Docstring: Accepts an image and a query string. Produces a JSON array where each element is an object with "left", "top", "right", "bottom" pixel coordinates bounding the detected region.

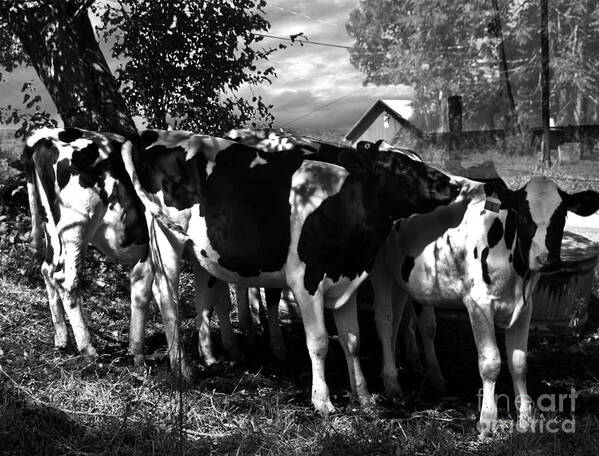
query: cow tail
[
  {"left": 22, "top": 144, "right": 44, "bottom": 253},
  {"left": 121, "top": 139, "right": 160, "bottom": 217}
]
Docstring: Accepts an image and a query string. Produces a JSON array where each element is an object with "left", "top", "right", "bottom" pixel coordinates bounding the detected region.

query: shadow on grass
[{"left": 1, "top": 379, "right": 305, "bottom": 456}]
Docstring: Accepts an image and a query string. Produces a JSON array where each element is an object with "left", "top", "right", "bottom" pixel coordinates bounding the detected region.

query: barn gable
[{"left": 345, "top": 99, "right": 425, "bottom": 146}]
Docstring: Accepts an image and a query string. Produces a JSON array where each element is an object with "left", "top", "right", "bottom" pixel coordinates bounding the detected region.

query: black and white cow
[
  {"left": 371, "top": 174, "right": 599, "bottom": 435},
  {"left": 23, "top": 128, "right": 153, "bottom": 364},
  {"left": 197, "top": 128, "right": 379, "bottom": 365},
  {"left": 25, "top": 127, "right": 288, "bottom": 371},
  {"left": 198, "top": 129, "right": 429, "bottom": 366},
  {"left": 121, "top": 129, "right": 473, "bottom": 412},
  {"left": 195, "top": 128, "right": 323, "bottom": 365}
]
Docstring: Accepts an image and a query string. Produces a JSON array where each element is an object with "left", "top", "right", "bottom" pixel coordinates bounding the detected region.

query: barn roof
[{"left": 345, "top": 99, "right": 425, "bottom": 143}]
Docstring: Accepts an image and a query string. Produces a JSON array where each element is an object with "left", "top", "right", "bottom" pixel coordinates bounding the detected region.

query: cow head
[
  {"left": 340, "top": 141, "right": 461, "bottom": 218},
  {"left": 493, "top": 176, "right": 599, "bottom": 273}
]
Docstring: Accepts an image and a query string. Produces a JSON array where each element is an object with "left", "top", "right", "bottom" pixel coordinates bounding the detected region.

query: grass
[{"left": 419, "top": 143, "right": 599, "bottom": 193}]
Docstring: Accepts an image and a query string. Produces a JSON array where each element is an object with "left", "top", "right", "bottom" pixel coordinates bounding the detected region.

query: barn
[{"left": 344, "top": 99, "right": 425, "bottom": 147}]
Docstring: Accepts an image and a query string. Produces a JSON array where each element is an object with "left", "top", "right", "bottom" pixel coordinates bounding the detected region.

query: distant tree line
[{"left": 347, "top": 0, "right": 599, "bottom": 132}]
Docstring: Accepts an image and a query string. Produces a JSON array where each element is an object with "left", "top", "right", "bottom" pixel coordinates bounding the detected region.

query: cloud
[
  {"left": 252, "top": 0, "right": 416, "bottom": 130},
  {"left": 260, "top": 83, "right": 414, "bottom": 130}
]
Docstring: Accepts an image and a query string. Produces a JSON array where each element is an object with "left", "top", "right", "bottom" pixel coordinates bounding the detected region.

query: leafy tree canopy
[
  {"left": 99, "top": 0, "right": 276, "bottom": 133},
  {"left": 0, "top": 0, "right": 276, "bottom": 137},
  {"left": 347, "top": 0, "right": 599, "bottom": 131}
]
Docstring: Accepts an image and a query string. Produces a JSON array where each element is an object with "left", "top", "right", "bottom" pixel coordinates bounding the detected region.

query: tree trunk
[
  {"left": 438, "top": 89, "right": 447, "bottom": 132},
  {"left": 574, "top": 91, "right": 586, "bottom": 126},
  {"left": 3, "top": 2, "right": 136, "bottom": 135},
  {"left": 445, "top": 95, "right": 462, "bottom": 171},
  {"left": 490, "top": 0, "right": 520, "bottom": 135},
  {"left": 574, "top": 27, "right": 586, "bottom": 127}
]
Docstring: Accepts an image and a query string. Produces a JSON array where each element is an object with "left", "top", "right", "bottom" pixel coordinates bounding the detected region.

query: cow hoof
[
  {"left": 244, "top": 332, "right": 258, "bottom": 348},
  {"left": 430, "top": 376, "right": 447, "bottom": 394},
  {"left": 54, "top": 333, "right": 68, "bottom": 350},
  {"left": 313, "top": 397, "right": 335, "bottom": 415},
  {"left": 132, "top": 353, "right": 146, "bottom": 367},
  {"left": 425, "top": 365, "right": 447, "bottom": 393},
  {"left": 382, "top": 379, "right": 403, "bottom": 401},
  {"left": 170, "top": 356, "right": 195, "bottom": 383},
  {"left": 477, "top": 420, "right": 496, "bottom": 440},
  {"left": 516, "top": 416, "right": 534, "bottom": 433},
  {"left": 175, "top": 364, "right": 195, "bottom": 384},
  {"left": 359, "top": 394, "right": 377, "bottom": 411},
  {"left": 272, "top": 345, "right": 288, "bottom": 363},
  {"left": 406, "top": 357, "right": 425, "bottom": 376},
  {"left": 228, "top": 349, "right": 247, "bottom": 365},
  {"left": 80, "top": 345, "right": 98, "bottom": 360},
  {"left": 386, "top": 389, "right": 404, "bottom": 404},
  {"left": 202, "top": 355, "right": 219, "bottom": 367}
]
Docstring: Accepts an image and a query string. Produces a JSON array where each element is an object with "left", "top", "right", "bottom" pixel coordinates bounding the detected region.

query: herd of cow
[{"left": 21, "top": 126, "right": 599, "bottom": 437}]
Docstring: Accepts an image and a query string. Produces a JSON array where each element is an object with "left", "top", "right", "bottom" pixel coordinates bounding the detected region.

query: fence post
[{"left": 445, "top": 95, "right": 463, "bottom": 171}]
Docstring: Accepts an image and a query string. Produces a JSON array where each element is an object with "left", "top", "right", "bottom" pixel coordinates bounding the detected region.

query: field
[{"left": 2, "top": 135, "right": 599, "bottom": 455}]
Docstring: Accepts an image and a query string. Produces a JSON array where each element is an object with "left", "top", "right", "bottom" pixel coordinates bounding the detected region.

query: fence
[{"left": 426, "top": 96, "right": 599, "bottom": 159}]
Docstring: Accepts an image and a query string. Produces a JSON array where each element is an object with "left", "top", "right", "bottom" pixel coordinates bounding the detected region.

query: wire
[
  {"left": 280, "top": 86, "right": 368, "bottom": 127},
  {"left": 254, "top": 32, "right": 354, "bottom": 50},
  {"left": 253, "top": 32, "right": 474, "bottom": 57}
]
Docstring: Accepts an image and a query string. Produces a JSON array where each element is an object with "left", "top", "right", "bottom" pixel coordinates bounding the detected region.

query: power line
[
  {"left": 254, "top": 32, "right": 499, "bottom": 58},
  {"left": 281, "top": 86, "right": 367, "bottom": 127},
  {"left": 254, "top": 32, "right": 354, "bottom": 50}
]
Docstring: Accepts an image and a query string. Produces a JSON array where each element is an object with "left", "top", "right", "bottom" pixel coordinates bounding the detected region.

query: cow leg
[
  {"left": 254, "top": 288, "right": 270, "bottom": 333},
  {"left": 41, "top": 260, "right": 68, "bottom": 350},
  {"left": 293, "top": 286, "right": 334, "bottom": 414},
  {"left": 149, "top": 222, "right": 191, "bottom": 381},
  {"left": 193, "top": 267, "right": 218, "bottom": 365},
  {"left": 213, "top": 282, "right": 245, "bottom": 363},
  {"left": 464, "top": 295, "right": 500, "bottom": 438},
  {"left": 505, "top": 300, "right": 533, "bottom": 431},
  {"left": 248, "top": 287, "right": 267, "bottom": 332},
  {"left": 235, "top": 285, "right": 258, "bottom": 347},
  {"left": 128, "top": 258, "right": 154, "bottom": 366},
  {"left": 371, "top": 254, "right": 403, "bottom": 398},
  {"left": 400, "top": 299, "right": 425, "bottom": 375},
  {"left": 55, "top": 233, "right": 97, "bottom": 359},
  {"left": 332, "top": 291, "right": 372, "bottom": 408},
  {"left": 265, "top": 288, "right": 287, "bottom": 362},
  {"left": 417, "top": 305, "right": 446, "bottom": 392}
]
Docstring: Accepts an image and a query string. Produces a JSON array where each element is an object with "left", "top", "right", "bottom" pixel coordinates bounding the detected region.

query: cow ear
[
  {"left": 339, "top": 141, "right": 377, "bottom": 176},
  {"left": 484, "top": 182, "right": 517, "bottom": 208},
  {"left": 562, "top": 190, "right": 599, "bottom": 216}
]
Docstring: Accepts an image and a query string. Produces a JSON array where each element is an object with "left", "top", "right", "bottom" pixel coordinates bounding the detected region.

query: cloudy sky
[
  {"left": 1, "top": 0, "right": 413, "bottom": 133},
  {"left": 249, "top": 0, "right": 413, "bottom": 130}
]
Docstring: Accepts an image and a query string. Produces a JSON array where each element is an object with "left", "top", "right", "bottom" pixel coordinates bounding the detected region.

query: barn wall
[{"left": 352, "top": 111, "right": 401, "bottom": 145}]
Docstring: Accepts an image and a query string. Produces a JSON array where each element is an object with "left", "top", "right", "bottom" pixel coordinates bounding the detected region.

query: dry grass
[{"left": 419, "top": 144, "right": 599, "bottom": 193}]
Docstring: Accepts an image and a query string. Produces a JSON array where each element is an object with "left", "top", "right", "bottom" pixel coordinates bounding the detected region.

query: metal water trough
[
  {"left": 530, "top": 231, "right": 599, "bottom": 331},
  {"left": 436, "top": 231, "right": 599, "bottom": 332}
]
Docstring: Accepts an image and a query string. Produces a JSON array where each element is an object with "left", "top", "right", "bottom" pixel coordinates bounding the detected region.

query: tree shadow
[{"left": 0, "top": 379, "right": 272, "bottom": 456}]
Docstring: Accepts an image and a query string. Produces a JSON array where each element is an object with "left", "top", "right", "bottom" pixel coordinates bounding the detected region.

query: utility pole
[
  {"left": 445, "top": 95, "right": 463, "bottom": 172},
  {"left": 540, "top": 0, "right": 551, "bottom": 166}
]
